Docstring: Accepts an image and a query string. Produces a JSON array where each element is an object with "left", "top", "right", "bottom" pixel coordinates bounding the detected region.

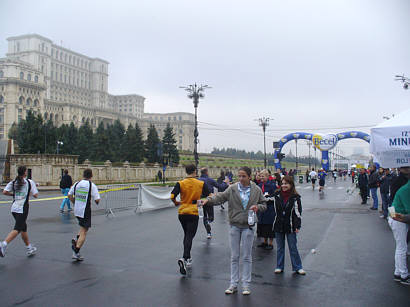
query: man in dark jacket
[
  {"left": 358, "top": 168, "right": 369, "bottom": 205},
  {"left": 368, "top": 165, "right": 380, "bottom": 210},
  {"left": 198, "top": 168, "right": 229, "bottom": 239},
  {"left": 59, "top": 169, "right": 73, "bottom": 212},
  {"left": 379, "top": 168, "right": 393, "bottom": 218}
]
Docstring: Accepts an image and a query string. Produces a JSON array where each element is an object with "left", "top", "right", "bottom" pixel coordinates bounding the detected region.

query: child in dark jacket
[{"left": 272, "top": 175, "right": 305, "bottom": 275}]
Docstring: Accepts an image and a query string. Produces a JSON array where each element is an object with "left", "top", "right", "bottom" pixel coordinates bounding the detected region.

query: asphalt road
[{"left": 0, "top": 179, "right": 408, "bottom": 307}]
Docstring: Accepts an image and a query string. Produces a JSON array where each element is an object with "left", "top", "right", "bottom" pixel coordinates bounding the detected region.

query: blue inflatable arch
[{"left": 273, "top": 131, "right": 370, "bottom": 171}]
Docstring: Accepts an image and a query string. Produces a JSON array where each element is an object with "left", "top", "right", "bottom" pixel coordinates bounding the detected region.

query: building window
[
  {"left": 34, "top": 75, "right": 38, "bottom": 83},
  {"left": 0, "top": 70, "right": 3, "bottom": 78},
  {"left": 20, "top": 72, "right": 24, "bottom": 80},
  {"left": 19, "top": 96, "right": 24, "bottom": 104},
  {"left": 34, "top": 99, "right": 39, "bottom": 107},
  {"left": 27, "top": 74, "right": 31, "bottom": 81},
  {"left": 0, "top": 96, "right": 3, "bottom": 103},
  {"left": 179, "top": 116, "right": 182, "bottom": 120},
  {"left": 26, "top": 98, "right": 31, "bottom": 106}
]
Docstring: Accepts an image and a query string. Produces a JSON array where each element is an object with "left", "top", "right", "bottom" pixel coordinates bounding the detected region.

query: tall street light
[
  {"left": 257, "top": 117, "right": 272, "bottom": 169},
  {"left": 180, "top": 83, "right": 211, "bottom": 168}
]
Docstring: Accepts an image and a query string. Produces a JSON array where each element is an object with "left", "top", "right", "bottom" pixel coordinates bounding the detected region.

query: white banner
[{"left": 139, "top": 185, "right": 175, "bottom": 211}]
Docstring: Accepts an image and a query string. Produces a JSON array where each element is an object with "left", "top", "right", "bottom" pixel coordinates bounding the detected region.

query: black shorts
[
  {"left": 311, "top": 179, "right": 316, "bottom": 184},
  {"left": 77, "top": 216, "right": 91, "bottom": 229},
  {"left": 319, "top": 179, "right": 325, "bottom": 187},
  {"left": 12, "top": 212, "right": 28, "bottom": 232}
]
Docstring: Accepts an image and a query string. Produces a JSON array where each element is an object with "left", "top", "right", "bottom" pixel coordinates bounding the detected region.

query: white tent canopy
[{"left": 370, "top": 108, "right": 410, "bottom": 168}]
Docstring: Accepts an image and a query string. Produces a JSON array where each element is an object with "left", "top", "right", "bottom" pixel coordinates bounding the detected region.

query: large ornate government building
[{"left": 0, "top": 34, "right": 194, "bottom": 151}]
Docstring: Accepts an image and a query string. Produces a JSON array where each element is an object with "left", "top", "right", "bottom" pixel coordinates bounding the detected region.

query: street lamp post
[
  {"left": 308, "top": 140, "right": 311, "bottom": 169},
  {"left": 258, "top": 117, "right": 271, "bottom": 169},
  {"left": 56, "top": 141, "right": 63, "bottom": 154},
  {"left": 180, "top": 83, "right": 211, "bottom": 168},
  {"left": 295, "top": 139, "right": 298, "bottom": 173}
]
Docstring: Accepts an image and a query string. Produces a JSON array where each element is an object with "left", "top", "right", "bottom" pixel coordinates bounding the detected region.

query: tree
[
  {"left": 44, "top": 119, "right": 58, "bottom": 154},
  {"left": 16, "top": 111, "right": 44, "bottom": 153},
  {"left": 8, "top": 122, "right": 18, "bottom": 140},
  {"left": 145, "top": 124, "right": 160, "bottom": 163},
  {"left": 133, "top": 122, "right": 145, "bottom": 163},
  {"left": 162, "top": 123, "right": 179, "bottom": 166},
  {"left": 110, "top": 119, "right": 125, "bottom": 161},
  {"left": 63, "top": 122, "right": 79, "bottom": 155},
  {"left": 93, "top": 122, "right": 111, "bottom": 161},
  {"left": 77, "top": 120, "right": 94, "bottom": 163}
]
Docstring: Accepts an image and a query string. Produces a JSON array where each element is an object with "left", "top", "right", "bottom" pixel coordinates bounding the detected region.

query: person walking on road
[
  {"left": 68, "top": 169, "right": 101, "bottom": 261},
  {"left": 358, "top": 168, "right": 369, "bottom": 205},
  {"left": 272, "top": 175, "right": 305, "bottom": 275},
  {"left": 170, "top": 164, "right": 210, "bottom": 275},
  {"left": 388, "top": 176, "right": 410, "bottom": 285},
  {"left": 198, "top": 168, "right": 229, "bottom": 239},
  {"left": 59, "top": 169, "right": 73, "bottom": 213},
  {"left": 203, "top": 166, "right": 267, "bottom": 295},
  {"left": 0, "top": 166, "right": 39, "bottom": 258},
  {"left": 309, "top": 168, "right": 317, "bottom": 190},
  {"left": 368, "top": 165, "right": 380, "bottom": 210},
  {"left": 217, "top": 171, "right": 229, "bottom": 210},
  {"left": 318, "top": 169, "right": 327, "bottom": 193},
  {"left": 256, "top": 170, "right": 276, "bottom": 250}
]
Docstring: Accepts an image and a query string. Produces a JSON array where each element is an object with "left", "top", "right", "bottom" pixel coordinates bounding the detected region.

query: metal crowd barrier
[{"left": 103, "top": 183, "right": 142, "bottom": 217}]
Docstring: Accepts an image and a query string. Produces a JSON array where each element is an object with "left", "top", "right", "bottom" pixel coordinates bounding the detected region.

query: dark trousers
[
  {"left": 359, "top": 186, "right": 368, "bottom": 204},
  {"left": 203, "top": 205, "right": 214, "bottom": 232},
  {"left": 178, "top": 214, "right": 199, "bottom": 260}
]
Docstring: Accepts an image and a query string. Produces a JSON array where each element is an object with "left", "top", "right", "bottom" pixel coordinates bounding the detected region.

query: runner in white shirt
[
  {"left": 309, "top": 168, "right": 318, "bottom": 190},
  {"left": 0, "top": 166, "right": 39, "bottom": 258},
  {"left": 68, "top": 168, "right": 100, "bottom": 261}
]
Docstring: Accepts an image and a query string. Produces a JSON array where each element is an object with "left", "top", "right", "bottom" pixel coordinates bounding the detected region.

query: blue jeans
[
  {"left": 380, "top": 193, "right": 390, "bottom": 218},
  {"left": 370, "top": 188, "right": 378, "bottom": 209},
  {"left": 230, "top": 226, "right": 254, "bottom": 288},
  {"left": 275, "top": 232, "right": 302, "bottom": 271},
  {"left": 60, "top": 188, "right": 71, "bottom": 210}
]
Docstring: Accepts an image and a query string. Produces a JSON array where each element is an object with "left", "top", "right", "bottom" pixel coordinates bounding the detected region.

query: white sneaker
[
  {"left": 296, "top": 269, "right": 306, "bottom": 275},
  {"left": 0, "top": 242, "right": 6, "bottom": 257},
  {"left": 186, "top": 258, "right": 193, "bottom": 267},
  {"left": 207, "top": 233, "right": 212, "bottom": 239},
  {"left": 72, "top": 252, "right": 84, "bottom": 261},
  {"left": 242, "top": 287, "right": 251, "bottom": 295},
  {"left": 274, "top": 268, "right": 283, "bottom": 274},
  {"left": 27, "top": 246, "right": 37, "bottom": 256},
  {"left": 178, "top": 258, "right": 187, "bottom": 275},
  {"left": 224, "top": 286, "right": 237, "bottom": 294}
]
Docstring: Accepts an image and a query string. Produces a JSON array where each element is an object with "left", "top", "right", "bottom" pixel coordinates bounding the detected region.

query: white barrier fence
[{"left": 103, "top": 184, "right": 174, "bottom": 217}]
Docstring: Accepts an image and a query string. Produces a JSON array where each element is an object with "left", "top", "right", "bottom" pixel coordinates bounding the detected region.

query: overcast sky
[{"left": 1, "top": 0, "right": 409, "bottom": 157}]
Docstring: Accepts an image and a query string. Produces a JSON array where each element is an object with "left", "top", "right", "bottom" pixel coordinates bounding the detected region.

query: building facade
[{"left": 0, "top": 34, "right": 194, "bottom": 151}]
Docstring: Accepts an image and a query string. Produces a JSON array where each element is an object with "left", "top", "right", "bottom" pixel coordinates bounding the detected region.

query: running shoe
[
  {"left": 207, "top": 233, "right": 212, "bottom": 239},
  {"left": 186, "top": 258, "right": 192, "bottom": 267},
  {"left": 257, "top": 242, "right": 267, "bottom": 248},
  {"left": 224, "top": 286, "right": 237, "bottom": 294},
  {"left": 178, "top": 258, "right": 187, "bottom": 275},
  {"left": 264, "top": 245, "right": 274, "bottom": 250},
  {"left": 274, "top": 268, "right": 283, "bottom": 274},
  {"left": 0, "top": 241, "right": 6, "bottom": 257},
  {"left": 27, "top": 246, "right": 37, "bottom": 256},
  {"left": 295, "top": 269, "right": 306, "bottom": 275},
  {"left": 72, "top": 252, "right": 84, "bottom": 261},
  {"left": 394, "top": 274, "right": 401, "bottom": 281},
  {"left": 71, "top": 238, "right": 77, "bottom": 252},
  {"left": 242, "top": 287, "right": 251, "bottom": 295},
  {"left": 400, "top": 276, "right": 410, "bottom": 285}
]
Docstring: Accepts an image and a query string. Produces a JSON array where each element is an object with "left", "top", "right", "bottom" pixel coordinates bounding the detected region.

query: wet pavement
[{"left": 0, "top": 179, "right": 408, "bottom": 306}]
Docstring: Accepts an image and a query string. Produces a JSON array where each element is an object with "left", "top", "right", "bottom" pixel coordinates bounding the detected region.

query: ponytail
[{"left": 14, "top": 166, "right": 27, "bottom": 191}]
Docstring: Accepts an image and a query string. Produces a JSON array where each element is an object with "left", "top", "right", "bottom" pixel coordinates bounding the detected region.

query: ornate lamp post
[
  {"left": 258, "top": 117, "right": 272, "bottom": 169},
  {"left": 180, "top": 83, "right": 211, "bottom": 168},
  {"left": 56, "top": 141, "right": 63, "bottom": 154}
]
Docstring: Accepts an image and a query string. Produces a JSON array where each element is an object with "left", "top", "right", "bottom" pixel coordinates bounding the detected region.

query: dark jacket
[
  {"left": 273, "top": 192, "right": 302, "bottom": 233},
  {"left": 379, "top": 173, "right": 393, "bottom": 194},
  {"left": 358, "top": 173, "right": 368, "bottom": 188},
  {"left": 257, "top": 181, "right": 277, "bottom": 224},
  {"left": 199, "top": 174, "right": 228, "bottom": 193},
  {"left": 59, "top": 174, "right": 72, "bottom": 189},
  {"left": 368, "top": 171, "right": 380, "bottom": 189},
  {"left": 390, "top": 173, "right": 409, "bottom": 202}
]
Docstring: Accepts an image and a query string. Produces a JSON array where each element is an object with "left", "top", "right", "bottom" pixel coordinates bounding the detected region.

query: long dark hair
[
  {"left": 280, "top": 175, "right": 299, "bottom": 196},
  {"left": 14, "top": 166, "right": 27, "bottom": 191},
  {"left": 217, "top": 171, "right": 225, "bottom": 183}
]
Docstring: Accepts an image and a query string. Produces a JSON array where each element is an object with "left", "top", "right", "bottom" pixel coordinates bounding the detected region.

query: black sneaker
[
  {"left": 257, "top": 243, "right": 267, "bottom": 248},
  {"left": 264, "top": 245, "right": 274, "bottom": 250},
  {"left": 394, "top": 274, "right": 401, "bottom": 281},
  {"left": 71, "top": 239, "right": 77, "bottom": 252},
  {"left": 178, "top": 258, "right": 187, "bottom": 275},
  {"left": 400, "top": 276, "right": 410, "bottom": 285},
  {"left": 369, "top": 207, "right": 377, "bottom": 210}
]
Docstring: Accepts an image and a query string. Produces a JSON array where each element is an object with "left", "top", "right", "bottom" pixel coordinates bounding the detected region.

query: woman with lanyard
[
  {"left": 256, "top": 169, "right": 277, "bottom": 250},
  {"left": 0, "top": 166, "right": 39, "bottom": 258},
  {"left": 203, "top": 166, "right": 266, "bottom": 295},
  {"left": 68, "top": 168, "right": 100, "bottom": 261},
  {"left": 272, "top": 175, "right": 305, "bottom": 275}
]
